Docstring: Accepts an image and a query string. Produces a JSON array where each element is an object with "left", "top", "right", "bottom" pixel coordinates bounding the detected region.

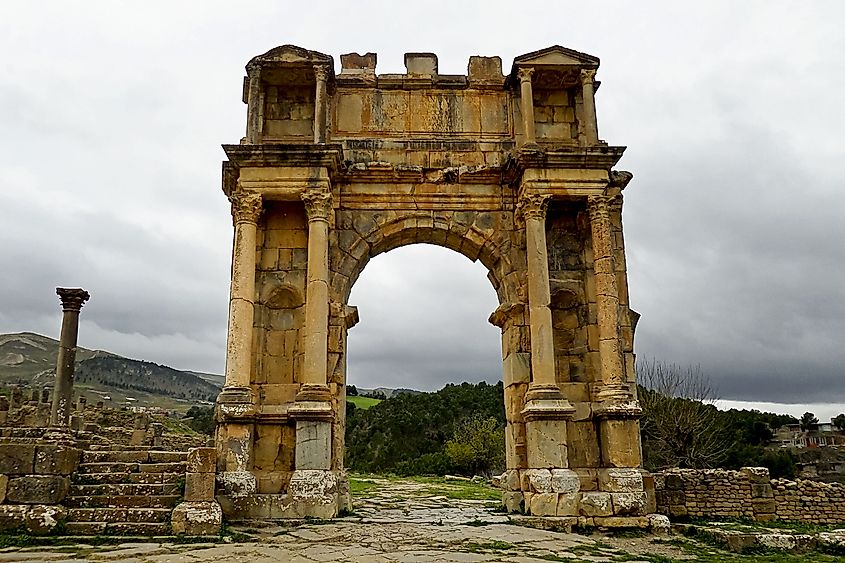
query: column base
[
  {"left": 294, "top": 383, "right": 333, "bottom": 403},
  {"left": 216, "top": 386, "right": 257, "bottom": 419},
  {"left": 217, "top": 470, "right": 348, "bottom": 520},
  {"left": 594, "top": 383, "right": 635, "bottom": 406}
]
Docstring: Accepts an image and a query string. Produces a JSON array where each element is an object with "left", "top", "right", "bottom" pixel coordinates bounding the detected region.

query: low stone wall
[
  {"left": 655, "top": 467, "right": 845, "bottom": 524},
  {"left": 0, "top": 439, "right": 81, "bottom": 533}
]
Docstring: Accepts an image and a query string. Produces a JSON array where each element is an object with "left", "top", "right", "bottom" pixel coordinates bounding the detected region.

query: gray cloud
[{"left": 1, "top": 1, "right": 843, "bottom": 404}]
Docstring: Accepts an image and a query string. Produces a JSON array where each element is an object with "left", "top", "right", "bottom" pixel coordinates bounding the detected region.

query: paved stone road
[{"left": 0, "top": 476, "right": 691, "bottom": 562}]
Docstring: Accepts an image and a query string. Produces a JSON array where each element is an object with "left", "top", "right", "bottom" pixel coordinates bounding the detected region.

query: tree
[
  {"left": 799, "top": 412, "right": 819, "bottom": 432},
  {"left": 347, "top": 385, "right": 358, "bottom": 396},
  {"left": 638, "top": 359, "right": 728, "bottom": 470},
  {"left": 184, "top": 405, "right": 215, "bottom": 435},
  {"left": 833, "top": 414, "right": 845, "bottom": 432},
  {"left": 444, "top": 415, "right": 505, "bottom": 477}
]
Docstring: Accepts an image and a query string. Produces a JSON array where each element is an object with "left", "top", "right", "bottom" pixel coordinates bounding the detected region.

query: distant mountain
[
  {"left": 0, "top": 332, "right": 221, "bottom": 404},
  {"left": 358, "top": 387, "right": 422, "bottom": 398}
]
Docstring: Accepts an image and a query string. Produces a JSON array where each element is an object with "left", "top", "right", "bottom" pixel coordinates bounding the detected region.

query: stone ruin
[
  {"left": 0, "top": 44, "right": 662, "bottom": 537},
  {"left": 214, "top": 44, "right": 649, "bottom": 527},
  {"left": 0, "top": 289, "right": 217, "bottom": 536}
]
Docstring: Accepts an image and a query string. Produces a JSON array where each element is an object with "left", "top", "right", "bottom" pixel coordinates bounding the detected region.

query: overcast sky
[{"left": 1, "top": 2, "right": 843, "bottom": 410}]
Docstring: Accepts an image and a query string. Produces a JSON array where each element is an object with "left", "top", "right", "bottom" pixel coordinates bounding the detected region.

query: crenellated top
[{"left": 237, "top": 44, "right": 613, "bottom": 171}]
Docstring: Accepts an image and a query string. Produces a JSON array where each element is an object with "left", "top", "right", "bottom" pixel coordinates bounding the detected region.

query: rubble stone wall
[{"left": 655, "top": 467, "right": 845, "bottom": 524}]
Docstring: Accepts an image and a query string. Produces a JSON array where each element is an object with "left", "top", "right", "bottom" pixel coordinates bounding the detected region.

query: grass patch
[
  {"left": 346, "top": 396, "right": 381, "bottom": 409},
  {"left": 406, "top": 475, "right": 502, "bottom": 501},
  {"left": 463, "top": 540, "right": 515, "bottom": 553},
  {"left": 348, "top": 476, "right": 381, "bottom": 496}
]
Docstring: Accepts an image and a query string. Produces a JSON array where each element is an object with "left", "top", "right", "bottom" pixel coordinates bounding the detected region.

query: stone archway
[{"left": 214, "top": 44, "right": 650, "bottom": 526}]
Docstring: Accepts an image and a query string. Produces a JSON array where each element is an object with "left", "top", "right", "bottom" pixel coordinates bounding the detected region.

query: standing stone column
[
  {"left": 518, "top": 194, "right": 574, "bottom": 479},
  {"left": 587, "top": 195, "right": 629, "bottom": 403},
  {"left": 51, "top": 288, "right": 89, "bottom": 427},
  {"left": 313, "top": 65, "right": 329, "bottom": 144},
  {"left": 216, "top": 191, "right": 262, "bottom": 490},
  {"left": 517, "top": 67, "right": 537, "bottom": 146},
  {"left": 245, "top": 64, "right": 262, "bottom": 144},
  {"left": 223, "top": 191, "right": 262, "bottom": 393},
  {"left": 588, "top": 194, "right": 644, "bottom": 491},
  {"left": 580, "top": 69, "right": 599, "bottom": 145}
]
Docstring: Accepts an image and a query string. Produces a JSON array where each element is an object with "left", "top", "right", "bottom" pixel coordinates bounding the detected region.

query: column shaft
[
  {"left": 313, "top": 66, "right": 328, "bottom": 144},
  {"left": 580, "top": 69, "right": 598, "bottom": 145},
  {"left": 51, "top": 288, "right": 89, "bottom": 427},
  {"left": 588, "top": 195, "right": 627, "bottom": 395},
  {"left": 522, "top": 201, "right": 556, "bottom": 388},
  {"left": 246, "top": 65, "right": 262, "bottom": 144},
  {"left": 224, "top": 192, "right": 262, "bottom": 389},
  {"left": 518, "top": 67, "right": 536, "bottom": 146},
  {"left": 301, "top": 190, "right": 332, "bottom": 387}
]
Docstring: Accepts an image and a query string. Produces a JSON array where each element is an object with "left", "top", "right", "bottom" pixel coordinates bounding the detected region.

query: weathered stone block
[
  {"left": 6, "top": 476, "right": 70, "bottom": 504},
  {"left": 525, "top": 418, "right": 568, "bottom": 469},
  {"left": 34, "top": 445, "right": 80, "bottom": 475},
  {"left": 556, "top": 492, "right": 580, "bottom": 516},
  {"left": 598, "top": 468, "right": 643, "bottom": 492},
  {"left": 294, "top": 420, "right": 331, "bottom": 470},
  {"left": 598, "top": 419, "right": 642, "bottom": 468},
  {"left": 504, "top": 469, "right": 521, "bottom": 492},
  {"left": 171, "top": 501, "right": 223, "bottom": 536},
  {"left": 185, "top": 472, "right": 216, "bottom": 502},
  {"left": 289, "top": 469, "right": 338, "bottom": 499},
  {"left": 25, "top": 505, "right": 66, "bottom": 535},
  {"left": 0, "top": 474, "right": 7, "bottom": 503},
  {"left": 529, "top": 492, "right": 558, "bottom": 516},
  {"left": 551, "top": 469, "right": 580, "bottom": 493},
  {"left": 217, "top": 471, "right": 257, "bottom": 497},
  {"left": 0, "top": 444, "right": 35, "bottom": 475},
  {"left": 611, "top": 491, "right": 648, "bottom": 516},
  {"left": 502, "top": 491, "right": 524, "bottom": 514},
  {"left": 580, "top": 492, "right": 613, "bottom": 517},
  {"left": 0, "top": 505, "right": 27, "bottom": 531},
  {"left": 524, "top": 469, "right": 552, "bottom": 493},
  {"left": 187, "top": 448, "right": 216, "bottom": 474}
]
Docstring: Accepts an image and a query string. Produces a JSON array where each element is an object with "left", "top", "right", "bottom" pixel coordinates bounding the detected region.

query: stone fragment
[
  {"left": 0, "top": 444, "right": 35, "bottom": 475},
  {"left": 580, "top": 492, "right": 613, "bottom": 517},
  {"left": 611, "top": 491, "right": 648, "bottom": 516},
  {"left": 551, "top": 469, "right": 580, "bottom": 493},
  {"left": 187, "top": 448, "right": 216, "bottom": 474},
  {"left": 647, "top": 513, "right": 671, "bottom": 535},
  {"left": 34, "top": 445, "right": 80, "bottom": 475},
  {"left": 171, "top": 501, "right": 223, "bottom": 536},
  {"left": 0, "top": 474, "right": 6, "bottom": 503},
  {"left": 25, "top": 505, "right": 66, "bottom": 535},
  {"left": 0, "top": 505, "right": 28, "bottom": 531},
  {"left": 556, "top": 492, "right": 580, "bottom": 516},
  {"left": 524, "top": 468, "right": 552, "bottom": 493},
  {"left": 6, "top": 476, "right": 70, "bottom": 504},
  {"left": 598, "top": 468, "right": 643, "bottom": 492},
  {"left": 529, "top": 492, "right": 558, "bottom": 516},
  {"left": 185, "top": 472, "right": 216, "bottom": 502},
  {"left": 502, "top": 491, "right": 524, "bottom": 514}
]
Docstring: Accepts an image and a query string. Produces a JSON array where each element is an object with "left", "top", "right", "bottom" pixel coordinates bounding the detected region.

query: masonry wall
[{"left": 654, "top": 467, "right": 845, "bottom": 524}]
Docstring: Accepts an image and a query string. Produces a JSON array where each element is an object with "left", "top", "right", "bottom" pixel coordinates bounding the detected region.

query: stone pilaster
[
  {"left": 313, "top": 65, "right": 329, "bottom": 144},
  {"left": 517, "top": 193, "right": 574, "bottom": 472},
  {"left": 580, "top": 69, "right": 598, "bottom": 145},
  {"left": 517, "top": 67, "right": 536, "bottom": 146},
  {"left": 50, "top": 288, "right": 89, "bottom": 427}
]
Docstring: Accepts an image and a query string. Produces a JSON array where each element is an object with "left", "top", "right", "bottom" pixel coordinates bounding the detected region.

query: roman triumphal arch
[{"left": 215, "top": 44, "right": 650, "bottom": 526}]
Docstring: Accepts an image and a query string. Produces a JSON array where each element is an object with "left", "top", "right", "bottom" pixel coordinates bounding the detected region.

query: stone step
[
  {"left": 67, "top": 507, "right": 172, "bottom": 523},
  {"left": 65, "top": 494, "right": 182, "bottom": 509},
  {"left": 77, "top": 461, "right": 186, "bottom": 475},
  {"left": 64, "top": 521, "right": 171, "bottom": 536},
  {"left": 82, "top": 450, "right": 187, "bottom": 464},
  {"left": 68, "top": 483, "right": 182, "bottom": 497},
  {"left": 72, "top": 472, "right": 183, "bottom": 486}
]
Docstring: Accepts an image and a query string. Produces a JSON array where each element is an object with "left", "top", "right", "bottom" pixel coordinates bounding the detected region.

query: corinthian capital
[
  {"left": 587, "top": 195, "right": 612, "bottom": 224},
  {"left": 314, "top": 65, "right": 330, "bottom": 83},
  {"left": 301, "top": 189, "right": 333, "bottom": 222},
  {"left": 230, "top": 191, "right": 263, "bottom": 224},
  {"left": 580, "top": 68, "right": 596, "bottom": 85},
  {"left": 517, "top": 193, "right": 551, "bottom": 222},
  {"left": 56, "top": 288, "right": 90, "bottom": 312},
  {"left": 517, "top": 67, "right": 534, "bottom": 84}
]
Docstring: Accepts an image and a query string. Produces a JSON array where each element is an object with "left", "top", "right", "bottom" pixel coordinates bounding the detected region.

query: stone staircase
[{"left": 65, "top": 449, "right": 187, "bottom": 535}]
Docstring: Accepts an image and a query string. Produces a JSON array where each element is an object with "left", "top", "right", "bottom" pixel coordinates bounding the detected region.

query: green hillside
[{"left": 347, "top": 395, "right": 381, "bottom": 409}]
